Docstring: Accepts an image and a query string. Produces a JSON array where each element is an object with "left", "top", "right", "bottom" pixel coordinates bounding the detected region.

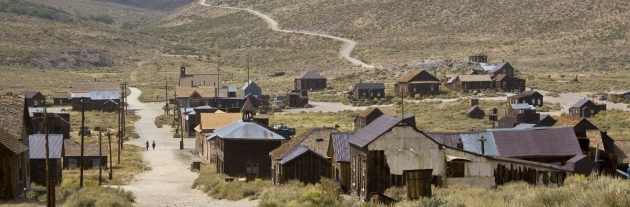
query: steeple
[
  {"left": 241, "top": 96, "right": 255, "bottom": 121},
  {"left": 180, "top": 62, "right": 186, "bottom": 78}
]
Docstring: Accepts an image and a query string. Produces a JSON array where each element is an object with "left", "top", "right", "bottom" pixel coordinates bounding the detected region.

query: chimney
[
  {"left": 191, "top": 81, "right": 193, "bottom": 87},
  {"left": 180, "top": 63, "right": 186, "bottom": 77},
  {"left": 470, "top": 98, "right": 479, "bottom": 107}
]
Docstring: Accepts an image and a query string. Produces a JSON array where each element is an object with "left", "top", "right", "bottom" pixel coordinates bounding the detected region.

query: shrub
[{"left": 64, "top": 187, "right": 134, "bottom": 207}]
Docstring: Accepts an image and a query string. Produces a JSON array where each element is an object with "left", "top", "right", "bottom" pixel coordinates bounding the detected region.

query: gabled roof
[
  {"left": 270, "top": 127, "right": 338, "bottom": 159},
  {"left": 398, "top": 69, "right": 439, "bottom": 83},
  {"left": 571, "top": 99, "right": 592, "bottom": 108},
  {"left": 514, "top": 123, "right": 536, "bottom": 129},
  {"left": 510, "top": 90, "right": 543, "bottom": 99},
  {"left": 613, "top": 140, "right": 630, "bottom": 164},
  {"left": 179, "top": 74, "right": 220, "bottom": 87},
  {"left": 52, "top": 92, "right": 70, "bottom": 99},
  {"left": 330, "top": 132, "right": 351, "bottom": 162},
  {"left": 242, "top": 80, "right": 258, "bottom": 90},
  {"left": 29, "top": 134, "right": 63, "bottom": 159},
  {"left": 296, "top": 71, "right": 325, "bottom": 80},
  {"left": 71, "top": 82, "right": 120, "bottom": 93},
  {"left": 278, "top": 146, "right": 329, "bottom": 165},
  {"left": 349, "top": 114, "right": 414, "bottom": 148},
  {"left": 0, "top": 95, "right": 28, "bottom": 141},
  {"left": 199, "top": 112, "right": 242, "bottom": 131},
  {"left": 207, "top": 120, "right": 285, "bottom": 140},
  {"left": 466, "top": 106, "right": 484, "bottom": 114},
  {"left": 490, "top": 62, "right": 512, "bottom": 73},
  {"left": 493, "top": 74, "right": 508, "bottom": 82},
  {"left": 23, "top": 91, "right": 43, "bottom": 99},
  {"left": 356, "top": 83, "right": 385, "bottom": 90},
  {"left": 457, "top": 75, "right": 492, "bottom": 82},
  {"left": 175, "top": 86, "right": 224, "bottom": 98},
  {"left": 357, "top": 106, "right": 397, "bottom": 118},
  {"left": 64, "top": 139, "right": 107, "bottom": 157},
  {"left": 241, "top": 97, "right": 255, "bottom": 112},
  {"left": 553, "top": 116, "right": 597, "bottom": 129},
  {"left": 0, "top": 129, "right": 28, "bottom": 154}
]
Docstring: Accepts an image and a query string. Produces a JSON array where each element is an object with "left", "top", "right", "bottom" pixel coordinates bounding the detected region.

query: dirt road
[
  {"left": 199, "top": 0, "right": 374, "bottom": 69},
  {"left": 119, "top": 87, "right": 257, "bottom": 207}
]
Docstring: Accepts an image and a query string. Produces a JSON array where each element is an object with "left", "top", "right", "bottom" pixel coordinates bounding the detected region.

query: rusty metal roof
[
  {"left": 199, "top": 112, "right": 242, "bottom": 131},
  {"left": 29, "top": 134, "right": 63, "bottom": 159},
  {"left": 278, "top": 146, "right": 329, "bottom": 165},
  {"left": 331, "top": 132, "right": 351, "bottom": 162},
  {"left": 349, "top": 114, "right": 414, "bottom": 148},
  {"left": 0, "top": 128, "right": 28, "bottom": 154},
  {"left": 207, "top": 120, "right": 285, "bottom": 140}
]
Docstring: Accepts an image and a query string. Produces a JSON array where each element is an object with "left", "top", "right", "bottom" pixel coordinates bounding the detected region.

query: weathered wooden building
[
  {"left": 63, "top": 140, "right": 107, "bottom": 169},
  {"left": 394, "top": 70, "right": 441, "bottom": 97},
  {"left": 611, "top": 91, "right": 630, "bottom": 101},
  {"left": 178, "top": 64, "right": 220, "bottom": 88},
  {"left": 242, "top": 80, "right": 262, "bottom": 98},
  {"left": 499, "top": 103, "right": 540, "bottom": 128},
  {"left": 0, "top": 95, "right": 32, "bottom": 199},
  {"left": 294, "top": 71, "right": 327, "bottom": 90},
  {"left": 30, "top": 109, "right": 71, "bottom": 139},
  {"left": 447, "top": 75, "right": 493, "bottom": 92},
  {"left": 568, "top": 99, "right": 606, "bottom": 118},
  {"left": 23, "top": 91, "right": 46, "bottom": 107},
  {"left": 284, "top": 90, "right": 309, "bottom": 107},
  {"left": 29, "top": 134, "right": 63, "bottom": 186},
  {"left": 349, "top": 115, "right": 573, "bottom": 200},
  {"left": 52, "top": 92, "right": 71, "bottom": 105},
  {"left": 270, "top": 127, "right": 339, "bottom": 185},
  {"left": 209, "top": 106, "right": 286, "bottom": 179},
  {"left": 487, "top": 61, "right": 515, "bottom": 77},
  {"left": 353, "top": 106, "right": 397, "bottom": 131},
  {"left": 537, "top": 114, "right": 557, "bottom": 127},
  {"left": 71, "top": 82, "right": 121, "bottom": 112},
  {"left": 349, "top": 83, "right": 385, "bottom": 100},
  {"left": 197, "top": 111, "right": 242, "bottom": 162},
  {"left": 494, "top": 74, "right": 526, "bottom": 93},
  {"left": 328, "top": 132, "right": 352, "bottom": 191},
  {"left": 508, "top": 90, "right": 544, "bottom": 106},
  {"left": 466, "top": 106, "right": 486, "bottom": 119}
]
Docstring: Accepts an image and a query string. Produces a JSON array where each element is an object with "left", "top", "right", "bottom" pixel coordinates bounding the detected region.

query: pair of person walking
[{"left": 146, "top": 140, "right": 155, "bottom": 150}]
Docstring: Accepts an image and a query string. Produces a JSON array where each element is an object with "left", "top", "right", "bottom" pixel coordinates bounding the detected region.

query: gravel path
[
  {"left": 119, "top": 87, "right": 257, "bottom": 207},
  {"left": 200, "top": 0, "right": 374, "bottom": 69}
]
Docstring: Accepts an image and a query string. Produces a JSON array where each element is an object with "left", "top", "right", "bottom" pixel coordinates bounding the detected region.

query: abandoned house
[
  {"left": 568, "top": 99, "right": 606, "bottom": 118},
  {"left": 0, "top": 95, "right": 32, "bottom": 200},
  {"left": 274, "top": 91, "right": 287, "bottom": 103},
  {"left": 30, "top": 108, "right": 71, "bottom": 139},
  {"left": 611, "top": 91, "right": 630, "bottom": 100},
  {"left": 294, "top": 71, "right": 327, "bottom": 90},
  {"left": 196, "top": 111, "right": 242, "bottom": 162},
  {"left": 63, "top": 139, "right": 107, "bottom": 169},
  {"left": 207, "top": 101, "right": 286, "bottom": 179},
  {"left": 23, "top": 91, "right": 46, "bottom": 107},
  {"left": 466, "top": 106, "right": 486, "bottom": 119},
  {"left": 553, "top": 116, "right": 600, "bottom": 151},
  {"left": 348, "top": 114, "right": 574, "bottom": 200},
  {"left": 328, "top": 132, "right": 352, "bottom": 191},
  {"left": 498, "top": 103, "right": 540, "bottom": 128},
  {"left": 178, "top": 64, "right": 220, "bottom": 88},
  {"left": 348, "top": 82, "right": 385, "bottom": 100},
  {"left": 487, "top": 61, "right": 516, "bottom": 78},
  {"left": 71, "top": 82, "right": 121, "bottom": 112},
  {"left": 447, "top": 75, "right": 493, "bottom": 93},
  {"left": 29, "top": 134, "right": 63, "bottom": 186},
  {"left": 284, "top": 90, "right": 309, "bottom": 107},
  {"left": 242, "top": 80, "right": 262, "bottom": 98},
  {"left": 52, "top": 92, "right": 71, "bottom": 105},
  {"left": 270, "top": 127, "right": 339, "bottom": 185},
  {"left": 175, "top": 86, "right": 259, "bottom": 111},
  {"left": 353, "top": 106, "right": 398, "bottom": 131},
  {"left": 493, "top": 74, "right": 526, "bottom": 93},
  {"left": 538, "top": 114, "right": 557, "bottom": 127},
  {"left": 394, "top": 70, "right": 441, "bottom": 96},
  {"left": 508, "top": 90, "right": 544, "bottom": 106}
]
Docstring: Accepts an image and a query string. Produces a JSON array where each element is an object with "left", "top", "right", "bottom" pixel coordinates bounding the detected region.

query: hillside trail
[
  {"left": 199, "top": 0, "right": 375, "bottom": 69},
  {"left": 119, "top": 87, "right": 257, "bottom": 207}
]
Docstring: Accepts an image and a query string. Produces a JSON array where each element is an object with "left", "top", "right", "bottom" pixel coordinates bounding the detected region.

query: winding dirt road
[
  {"left": 199, "top": 0, "right": 374, "bottom": 69},
  {"left": 119, "top": 87, "right": 257, "bottom": 207}
]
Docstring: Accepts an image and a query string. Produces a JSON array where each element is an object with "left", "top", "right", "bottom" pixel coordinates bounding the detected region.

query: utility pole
[
  {"left": 107, "top": 129, "right": 113, "bottom": 180},
  {"left": 78, "top": 98, "right": 89, "bottom": 188},
  {"left": 120, "top": 83, "right": 125, "bottom": 150},
  {"left": 165, "top": 78, "right": 169, "bottom": 115},
  {"left": 98, "top": 130, "right": 102, "bottom": 186},
  {"left": 42, "top": 108, "right": 55, "bottom": 207},
  {"left": 117, "top": 102, "right": 121, "bottom": 164}
]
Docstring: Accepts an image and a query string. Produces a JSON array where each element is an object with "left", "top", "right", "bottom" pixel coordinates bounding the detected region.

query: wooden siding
[
  {"left": 218, "top": 139, "right": 282, "bottom": 178},
  {"left": 277, "top": 151, "right": 332, "bottom": 184},
  {"left": 333, "top": 161, "right": 351, "bottom": 191},
  {"left": 295, "top": 79, "right": 327, "bottom": 91},
  {"left": 62, "top": 156, "right": 107, "bottom": 169},
  {"left": 29, "top": 159, "right": 62, "bottom": 186},
  {"left": 353, "top": 88, "right": 385, "bottom": 100},
  {"left": 0, "top": 150, "right": 20, "bottom": 199}
]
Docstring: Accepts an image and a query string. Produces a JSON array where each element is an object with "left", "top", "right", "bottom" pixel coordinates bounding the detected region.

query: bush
[{"left": 64, "top": 186, "right": 134, "bottom": 207}]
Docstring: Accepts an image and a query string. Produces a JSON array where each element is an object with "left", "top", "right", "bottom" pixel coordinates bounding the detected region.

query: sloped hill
[
  {"left": 214, "top": 0, "right": 630, "bottom": 72},
  {"left": 95, "top": 0, "right": 195, "bottom": 11}
]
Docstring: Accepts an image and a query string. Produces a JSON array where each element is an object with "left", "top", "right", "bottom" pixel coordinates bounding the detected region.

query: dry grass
[{"left": 192, "top": 164, "right": 273, "bottom": 201}]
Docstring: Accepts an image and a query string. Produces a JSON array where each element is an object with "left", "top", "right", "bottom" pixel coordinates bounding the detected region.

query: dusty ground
[{"left": 119, "top": 87, "right": 257, "bottom": 207}]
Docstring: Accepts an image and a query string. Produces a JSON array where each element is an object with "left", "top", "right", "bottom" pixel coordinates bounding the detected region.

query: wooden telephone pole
[
  {"left": 42, "top": 108, "right": 56, "bottom": 207},
  {"left": 78, "top": 98, "right": 89, "bottom": 188}
]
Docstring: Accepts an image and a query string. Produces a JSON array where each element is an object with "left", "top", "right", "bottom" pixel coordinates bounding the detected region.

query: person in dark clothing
[
  {"left": 152, "top": 141, "right": 156, "bottom": 150},
  {"left": 145, "top": 141, "right": 149, "bottom": 150}
]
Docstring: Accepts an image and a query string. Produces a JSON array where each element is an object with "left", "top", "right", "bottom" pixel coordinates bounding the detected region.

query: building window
[
  {"left": 92, "top": 158, "right": 100, "bottom": 168},
  {"left": 376, "top": 92, "right": 381, "bottom": 97},
  {"left": 413, "top": 88, "right": 417, "bottom": 92},
  {"left": 69, "top": 158, "right": 78, "bottom": 169},
  {"left": 246, "top": 163, "right": 259, "bottom": 177},
  {"left": 446, "top": 161, "right": 465, "bottom": 177},
  {"left": 430, "top": 85, "right": 435, "bottom": 91}
]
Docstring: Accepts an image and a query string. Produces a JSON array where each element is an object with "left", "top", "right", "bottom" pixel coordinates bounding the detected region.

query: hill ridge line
[{"left": 199, "top": 0, "right": 375, "bottom": 69}]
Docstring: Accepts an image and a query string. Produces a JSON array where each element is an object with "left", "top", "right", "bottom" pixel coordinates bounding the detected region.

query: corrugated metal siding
[
  {"left": 331, "top": 132, "right": 351, "bottom": 162},
  {"left": 460, "top": 132, "right": 499, "bottom": 156},
  {"left": 28, "top": 134, "right": 63, "bottom": 159}
]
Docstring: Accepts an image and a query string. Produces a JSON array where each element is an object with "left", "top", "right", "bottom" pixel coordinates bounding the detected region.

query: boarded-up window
[
  {"left": 446, "top": 161, "right": 465, "bottom": 177},
  {"left": 246, "top": 163, "right": 259, "bottom": 177},
  {"left": 69, "top": 158, "right": 78, "bottom": 169}
]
